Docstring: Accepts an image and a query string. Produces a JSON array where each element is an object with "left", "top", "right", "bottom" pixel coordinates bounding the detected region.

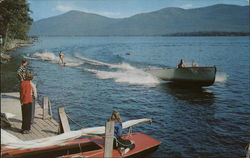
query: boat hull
[
  {"left": 1, "top": 133, "right": 160, "bottom": 158},
  {"left": 148, "top": 66, "right": 216, "bottom": 86}
]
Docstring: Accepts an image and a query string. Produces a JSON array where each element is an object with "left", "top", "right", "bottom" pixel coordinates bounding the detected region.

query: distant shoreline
[
  {"left": 163, "top": 32, "right": 250, "bottom": 37},
  {"left": 30, "top": 33, "right": 250, "bottom": 37}
]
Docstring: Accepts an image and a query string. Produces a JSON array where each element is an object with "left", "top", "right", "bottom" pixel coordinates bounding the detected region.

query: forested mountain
[{"left": 29, "top": 4, "right": 249, "bottom": 36}]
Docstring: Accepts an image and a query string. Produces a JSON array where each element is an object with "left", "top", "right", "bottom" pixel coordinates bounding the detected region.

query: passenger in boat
[
  {"left": 191, "top": 61, "right": 198, "bottom": 67},
  {"left": 177, "top": 59, "right": 185, "bottom": 68},
  {"left": 59, "top": 51, "right": 65, "bottom": 65},
  {"left": 20, "top": 72, "right": 35, "bottom": 134},
  {"left": 110, "top": 110, "right": 135, "bottom": 155}
]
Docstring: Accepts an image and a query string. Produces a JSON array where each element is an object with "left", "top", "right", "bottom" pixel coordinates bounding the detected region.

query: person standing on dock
[
  {"left": 20, "top": 72, "right": 35, "bottom": 134},
  {"left": 17, "top": 59, "right": 29, "bottom": 81},
  {"left": 17, "top": 59, "right": 37, "bottom": 124},
  {"left": 109, "top": 110, "right": 135, "bottom": 156}
]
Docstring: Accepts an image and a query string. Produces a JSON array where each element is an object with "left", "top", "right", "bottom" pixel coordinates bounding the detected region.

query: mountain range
[{"left": 29, "top": 4, "right": 250, "bottom": 36}]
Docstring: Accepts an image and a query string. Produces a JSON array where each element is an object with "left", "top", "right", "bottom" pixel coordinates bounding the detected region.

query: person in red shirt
[{"left": 20, "top": 72, "right": 35, "bottom": 134}]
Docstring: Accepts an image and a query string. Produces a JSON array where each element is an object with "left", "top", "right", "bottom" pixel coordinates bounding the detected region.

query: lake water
[{"left": 8, "top": 36, "right": 250, "bottom": 157}]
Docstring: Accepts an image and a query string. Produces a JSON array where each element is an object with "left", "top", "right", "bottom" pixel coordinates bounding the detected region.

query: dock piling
[
  {"left": 104, "top": 120, "right": 114, "bottom": 158},
  {"left": 43, "top": 96, "right": 52, "bottom": 120},
  {"left": 247, "top": 143, "right": 250, "bottom": 158},
  {"left": 58, "top": 107, "right": 71, "bottom": 133}
]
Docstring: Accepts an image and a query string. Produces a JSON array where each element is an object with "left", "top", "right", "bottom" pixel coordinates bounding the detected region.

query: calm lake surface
[{"left": 6, "top": 36, "right": 250, "bottom": 157}]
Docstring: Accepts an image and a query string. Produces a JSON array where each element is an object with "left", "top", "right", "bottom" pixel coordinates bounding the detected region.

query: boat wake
[
  {"left": 84, "top": 68, "right": 159, "bottom": 86},
  {"left": 25, "top": 52, "right": 83, "bottom": 67},
  {"left": 33, "top": 52, "right": 58, "bottom": 61},
  {"left": 26, "top": 52, "right": 226, "bottom": 86},
  {"left": 74, "top": 54, "right": 160, "bottom": 86},
  {"left": 25, "top": 52, "right": 159, "bottom": 86},
  {"left": 215, "top": 72, "right": 228, "bottom": 83},
  {"left": 74, "top": 53, "right": 135, "bottom": 69},
  {"left": 74, "top": 53, "right": 111, "bottom": 67}
]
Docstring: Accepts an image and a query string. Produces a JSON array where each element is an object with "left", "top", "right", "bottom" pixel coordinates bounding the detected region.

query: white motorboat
[{"left": 148, "top": 66, "right": 216, "bottom": 86}]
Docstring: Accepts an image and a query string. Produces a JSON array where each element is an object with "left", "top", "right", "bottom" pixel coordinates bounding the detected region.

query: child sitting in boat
[
  {"left": 177, "top": 59, "right": 185, "bottom": 68},
  {"left": 110, "top": 110, "right": 135, "bottom": 155}
]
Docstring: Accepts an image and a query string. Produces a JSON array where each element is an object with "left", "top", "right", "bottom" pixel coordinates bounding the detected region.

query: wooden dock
[{"left": 1, "top": 92, "right": 59, "bottom": 141}]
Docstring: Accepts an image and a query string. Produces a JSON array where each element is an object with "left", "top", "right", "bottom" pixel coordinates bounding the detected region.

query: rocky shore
[
  {"left": 1, "top": 39, "right": 33, "bottom": 63},
  {"left": 0, "top": 38, "right": 35, "bottom": 92}
]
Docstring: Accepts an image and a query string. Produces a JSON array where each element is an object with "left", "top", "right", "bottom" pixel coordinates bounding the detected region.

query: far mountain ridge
[{"left": 29, "top": 4, "right": 250, "bottom": 36}]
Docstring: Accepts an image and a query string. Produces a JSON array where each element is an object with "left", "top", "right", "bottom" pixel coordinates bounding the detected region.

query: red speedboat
[
  {"left": 2, "top": 119, "right": 160, "bottom": 158},
  {"left": 2, "top": 133, "right": 160, "bottom": 158}
]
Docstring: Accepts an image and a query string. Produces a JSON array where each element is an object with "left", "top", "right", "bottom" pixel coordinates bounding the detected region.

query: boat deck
[{"left": 1, "top": 92, "right": 59, "bottom": 141}]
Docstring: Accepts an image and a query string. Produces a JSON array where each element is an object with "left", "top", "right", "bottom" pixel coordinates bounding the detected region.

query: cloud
[
  {"left": 55, "top": 5, "right": 75, "bottom": 12},
  {"left": 95, "top": 11, "right": 122, "bottom": 18},
  {"left": 54, "top": 4, "right": 122, "bottom": 18},
  {"left": 180, "top": 4, "right": 194, "bottom": 9}
]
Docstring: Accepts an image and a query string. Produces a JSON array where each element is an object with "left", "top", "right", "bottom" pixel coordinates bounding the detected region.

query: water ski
[{"left": 59, "top": 62, "right": 66, "bottom": 66}]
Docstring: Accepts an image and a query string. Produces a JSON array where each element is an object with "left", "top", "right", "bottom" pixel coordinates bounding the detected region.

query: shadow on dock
[{"left": 1, "top": 94, "right": 19, "bottom": 99}]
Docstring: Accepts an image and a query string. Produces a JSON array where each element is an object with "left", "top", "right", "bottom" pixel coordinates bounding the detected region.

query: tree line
[
  {"left": 0, "top": 0, "right": 33, "bottom": 48},
  {"left": 163, "top": 31, "right": 250, "bottom": 37}
]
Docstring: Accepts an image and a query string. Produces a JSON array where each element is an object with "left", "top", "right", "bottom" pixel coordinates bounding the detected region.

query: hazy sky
[{"left": 28, "top": 0, "right": 249, "bottom": 21}]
